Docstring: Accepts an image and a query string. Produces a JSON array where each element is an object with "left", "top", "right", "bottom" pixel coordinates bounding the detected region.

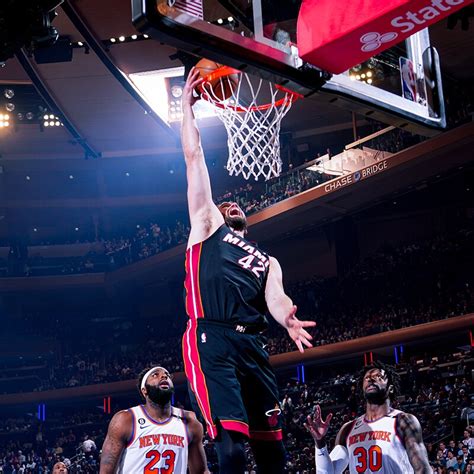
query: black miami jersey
[
  {"left": 184, "top": 224, "right": 270, "bottom": 325},
  {"left": 182, "top": 225, "right": 281, "bottom": 441}
]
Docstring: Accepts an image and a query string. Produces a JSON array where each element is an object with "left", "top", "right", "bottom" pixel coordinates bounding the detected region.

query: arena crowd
[{"left": 0, "top": 348, "right": 472, "bottom": 473}]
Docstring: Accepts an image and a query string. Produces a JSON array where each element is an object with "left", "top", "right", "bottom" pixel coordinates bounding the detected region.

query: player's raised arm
[
  {"left": 396, "top": 413, "right": 431, "bottom": 474},
  {"left": 265, "top": 256, "right": 316, "bottom": 353},
  {"left": 185, "top": 411, "right": 210, "bottom": 474},
  {"left": 99, "top": 410, "right": 132, "bottom": 474},
  {"left": 305, "top": 405, "right": 350, "bottom": 474},
  {"left": 181, "top": 67, "right": 224, "bottom": 247}
]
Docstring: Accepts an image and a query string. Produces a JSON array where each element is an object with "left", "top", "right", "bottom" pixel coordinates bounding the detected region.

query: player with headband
[
  {"left": 100, "top": 366, "right": 209, "bottom": 474},
  {"left": 305, "top": 361, "right": 431, "bottom": 474}
]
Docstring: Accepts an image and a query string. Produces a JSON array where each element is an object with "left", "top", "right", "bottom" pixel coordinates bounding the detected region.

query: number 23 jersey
[
  {"left": 347, "top": 409, "right": 414, "bottom": 473},
  {"left": 184, "top": 224, "right": 270, "bottom": 325},
  {"left": 117, "top": 406, "right": 188, "bottom": 474}
]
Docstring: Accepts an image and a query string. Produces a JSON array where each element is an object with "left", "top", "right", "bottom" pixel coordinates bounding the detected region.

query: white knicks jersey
[
  {"left": 117, "top": 405, "right": 189, "bottom": 474},
  {"left": 347, "top": 409, "right": 413, "bottom": 474}
]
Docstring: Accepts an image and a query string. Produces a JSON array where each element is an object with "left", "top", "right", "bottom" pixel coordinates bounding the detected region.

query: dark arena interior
[{"left": 0, "top": 1, "right": 474, "bottom": 473}]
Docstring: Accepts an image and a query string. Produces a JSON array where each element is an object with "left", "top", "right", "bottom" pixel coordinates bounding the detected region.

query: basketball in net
[
  {"left": 197, "top": 61, "right": 301, "bottom": 181},
  {"left": 195, "top": 58, "right": 238, "bottom": 101}
]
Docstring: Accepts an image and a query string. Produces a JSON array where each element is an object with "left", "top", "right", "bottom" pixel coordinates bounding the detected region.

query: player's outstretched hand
[
  {"left": 285, "top": 305, "right": 316, "bottom": 353},
  {"left": 182, "top": 67, "right": 203, "bottom": 108},
  {"left": 304, "top": 405, "right": 333, "bottom": 442}
]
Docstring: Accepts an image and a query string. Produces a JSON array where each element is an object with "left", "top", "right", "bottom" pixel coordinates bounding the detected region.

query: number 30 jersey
[
  {"left": 184, "top": 224, "right": 270, "bottom": 325},
  {"left": 347, "top": 409, "right": 414, "bottom": 474},
  {"left": 117, "top": 406, "right": 189, "bottom": 474}
]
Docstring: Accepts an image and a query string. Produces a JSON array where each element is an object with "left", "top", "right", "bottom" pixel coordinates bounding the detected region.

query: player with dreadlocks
[{"left": 305, "top": 361, "right": 431, "bottom": 473}]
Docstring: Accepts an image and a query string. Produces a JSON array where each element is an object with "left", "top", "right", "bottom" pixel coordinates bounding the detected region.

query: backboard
[{"left": 132, "top": 0, "right": 446, "bottom": 135}]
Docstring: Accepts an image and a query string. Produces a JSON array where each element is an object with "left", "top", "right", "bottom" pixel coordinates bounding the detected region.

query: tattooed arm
[
  {"left": 396, "top": 413, "right": 431, "bottom": 474},
  {"left": 100, "top": 410, "right": 132, "bottom": 474}
]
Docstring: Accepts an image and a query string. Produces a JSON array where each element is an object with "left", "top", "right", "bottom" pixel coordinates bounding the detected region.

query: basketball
[{"left": 195, "top": 58, "right": 238, "bottom": 101}]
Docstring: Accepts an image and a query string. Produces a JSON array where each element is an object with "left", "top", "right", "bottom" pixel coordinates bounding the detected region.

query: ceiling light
[
  {"left": 26, "top": 176, "right": 31, "bottom": 180},
  {"left": 356, "top": 75, "right": 361, "bottom": 80},
  {"left": 33, "top": 228, "right": 38, "bottom": 232},
  {"left": 69, "top": 175, "right": 74, "bottom": 179},
  {"left": 4, "top": 121, "right": 9, "bottom": 127},
  {"left": 17, "top": 113, "right": 24, "bottom": 120},
  {"left": 78, "top": 41, "right": 84, "bottom": 46},
  {"left": 131, "top": 34, "right": 138, "bottom": 40},
  {"left": 366, "top": 71, "right": 373, "bottom": 78},
  {"left": 55, "top": 121, "right": 60, "bottom": 126},
  {"left": 227, "top": 16, "right": 234, "bottom": 22},
  {"left": 49, "top": 114, "right": 55, "bottom": 119},
  {"left": 143, "top": 34, "right": 149, "bottom": 38},
  {"left": 44, "top": 121, "right": 49, "bottom": 127},
  {"left": 3, "top": 114, "right": 9, "bottom": 120},
  {"left": 367, "top": 78, "right": 373, "bottom": 84},
  {"left": 75, "top": 227, "right": 79, "bottom": 231},
  {"left": 6, "top": 103, "right": 15, "bottom": 112},
  {"left": 217, "top": 18, "right": 223, "bottom": 24},
  {"left": 361, "top": 73, "right": 366, "bottom": 79},
  {"left": 26, "top": 112, "right": 34, "bottom": 120},
  {"left": 349, "top": 74, "right": 356, "bottom": 80},
  {"left": 119, "top": 36, "right": 125, "bottom": 42},
  {"left": 110, "top": 37, "right": 116, "bottom": 43},
  {"left": 125, "top": 172, "right": 130, "bottom": 176},
  {"left": 43, "top": 114, "right": 49, "bottom": 120},
  {"left": 4, "top": 89, "right": 14, "bottom": 99},
  {"left": 49, "top": 121, "right": 55, "bottom": 126}
]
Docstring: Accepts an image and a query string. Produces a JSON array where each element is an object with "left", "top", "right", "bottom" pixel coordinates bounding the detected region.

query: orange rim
[{"left": 198, "top": 65, "right": 302, "bottom": 112}]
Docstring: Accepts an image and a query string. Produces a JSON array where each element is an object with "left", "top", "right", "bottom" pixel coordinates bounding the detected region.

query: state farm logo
[{"left": 360, "top": 31, "right": 398, "bottom": 52}]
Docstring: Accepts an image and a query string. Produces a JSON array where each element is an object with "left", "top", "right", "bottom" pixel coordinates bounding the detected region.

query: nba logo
[
  {"left": 201, "top": 332, "right": 207, "bottom": 343},
  {"left": 399, "top": 57, "right": 417, "bottom": 103}
]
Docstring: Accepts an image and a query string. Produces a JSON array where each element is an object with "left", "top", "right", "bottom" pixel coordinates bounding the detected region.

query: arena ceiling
[
  {"left": 0, "top": 1, "right": 472, "bottom": 242},
  {"left": 0, "top": 1, "right": 472, "bottom": 162}
]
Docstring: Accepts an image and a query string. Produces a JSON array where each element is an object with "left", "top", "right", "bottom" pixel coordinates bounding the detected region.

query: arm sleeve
[{"left": 315, "top": 445, "right": 349, "bottom": 474}]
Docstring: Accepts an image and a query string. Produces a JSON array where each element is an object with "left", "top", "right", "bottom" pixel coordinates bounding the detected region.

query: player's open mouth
[
  {"left": 159, "top": 381, "right": 170, "bottom": 388},
  {"left": 229, "top": 208, "right": 241, "bottom": 217}
]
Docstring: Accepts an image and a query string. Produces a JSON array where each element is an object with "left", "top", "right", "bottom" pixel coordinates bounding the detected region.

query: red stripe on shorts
[
  {"left": 249, "top": 429, "right": 283, "bottom": 441},
  {"left": 182, "top": 319, "right": 218, "bottom": 438}
]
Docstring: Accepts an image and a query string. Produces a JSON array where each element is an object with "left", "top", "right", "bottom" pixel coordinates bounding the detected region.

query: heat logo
[
  {"left": 265, "top": 407, "right": 282, "bottom": 428},
  {"left": 360, "top": 32, "right": 398, "bottom": 53}
]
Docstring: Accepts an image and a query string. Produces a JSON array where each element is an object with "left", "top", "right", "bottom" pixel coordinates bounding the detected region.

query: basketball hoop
[{"left": 199, "top": 66, "right": 301, "bottom": 181}]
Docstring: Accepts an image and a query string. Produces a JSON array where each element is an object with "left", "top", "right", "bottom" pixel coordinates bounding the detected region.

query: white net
[{"left": 201, "top": 70, "right": 298, "bottom": 181}]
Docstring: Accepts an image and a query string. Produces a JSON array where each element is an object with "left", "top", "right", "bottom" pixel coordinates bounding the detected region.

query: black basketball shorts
[{"left": 182, "top": 318, "right": 282, "bottom": 441}]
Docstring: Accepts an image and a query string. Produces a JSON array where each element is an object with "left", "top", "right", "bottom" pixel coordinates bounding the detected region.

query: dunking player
[
  {"left": 99, "top": 366, "right": 209, "bottom": 474},
  {"left": 181, "top": 67, "right": 316, "bottom": 474},
  {"left": 305, "top": 362, "right": 431, "bottom": 473}
]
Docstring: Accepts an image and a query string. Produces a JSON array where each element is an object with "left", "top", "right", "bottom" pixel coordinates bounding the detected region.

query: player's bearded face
[
  {"left": 219, "top": 202, "right": 247, "bottom": 232},
  {"left": 363, "top": 369, "right": 390, "bottom": 405},
  {"left": 145, "top": 381, "right": 174, "bottom": 405}
]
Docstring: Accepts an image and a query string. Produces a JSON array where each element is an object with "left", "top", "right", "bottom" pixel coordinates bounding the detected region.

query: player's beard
[
  {"left": 225, "top": 214, "right": 247, "bottom": 232},
  {"left": 364, "top": 385, "right": 389, "bottom": 405},
  {"left": 146, "top": 383, "right": 174, "bottom": 406}
]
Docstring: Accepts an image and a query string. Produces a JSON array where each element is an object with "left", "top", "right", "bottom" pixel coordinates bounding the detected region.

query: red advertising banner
[{"left": 297, "top": 0, "right": 471, "bottom": 74}]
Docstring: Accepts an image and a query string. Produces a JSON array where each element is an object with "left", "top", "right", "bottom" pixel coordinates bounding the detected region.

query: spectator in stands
[
  {"left": 464, "top": 430, "right": 474, "bottom": 452},
  {"left": 53, "top": 461, "right": 68, "bottom": 473},
  {"left": 82, "top": 435, "right": 97, "bottom": 454}
]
